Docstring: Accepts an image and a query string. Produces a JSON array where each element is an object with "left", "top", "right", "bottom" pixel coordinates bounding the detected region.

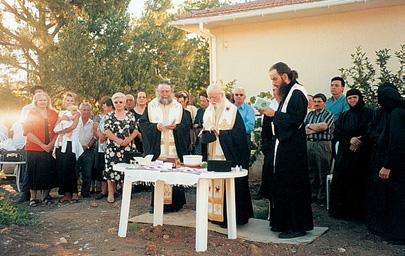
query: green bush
[
  {"left": 0, "top": 196, "right": 33, "bottom": 226},
  {"left": 339, "top": 45, "right": 405, "bottom": 108}
]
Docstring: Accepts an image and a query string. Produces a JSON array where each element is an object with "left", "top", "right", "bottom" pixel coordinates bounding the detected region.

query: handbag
[
  {"left": 0, "top": 150, "right": 24, "bottom": 162},
  {"left": 123, "top": 151, "right": 143, "bottom": 164},
  {"left": 200, "top": 131, "right": 217, "bottom": 144},
  {"left": 207, "top": 160, "right": 234, "bottom": 172}
]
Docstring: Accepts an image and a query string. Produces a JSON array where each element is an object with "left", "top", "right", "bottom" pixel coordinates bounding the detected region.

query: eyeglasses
[
  {"left": 234, "top": 94, "right": 244, "bottom": 97},
  {"left": 126, "top": 99, "right": 134, "bottom": 101},
  {"left": 114, "top": 101, "right": 123, "bottom": 104}
]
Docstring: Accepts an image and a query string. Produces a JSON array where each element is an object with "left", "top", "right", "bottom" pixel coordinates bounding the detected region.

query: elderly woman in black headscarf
[
  {"left": 329, "top": 88, "right": 374, "bottom": 221},
  {"left": 367, "top": 83, "right": 405, "bottom": 243}
]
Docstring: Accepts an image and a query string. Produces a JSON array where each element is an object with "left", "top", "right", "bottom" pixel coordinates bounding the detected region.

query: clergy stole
[
  {"left": 273, "top": 84, "right": 308, "bottom": 171},
  {"left": 203, "top": 99, "right": 237, "bottom": 221},
  {"left": 147, "top": 98, "right": 183, "bottom": 204}
]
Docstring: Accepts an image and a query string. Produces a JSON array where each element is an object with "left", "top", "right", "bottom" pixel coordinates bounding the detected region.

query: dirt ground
[{"left": 1, "top": 179, "right": 405, "bottom": 256}]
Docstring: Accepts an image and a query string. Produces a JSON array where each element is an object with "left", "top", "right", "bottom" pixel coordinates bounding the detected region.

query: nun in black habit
[
  {"left": 367, "top": 84, "right": 405, "bottom": 242},
  {"left": 329, "top": 88, "right": 374, "bottom": 221}
]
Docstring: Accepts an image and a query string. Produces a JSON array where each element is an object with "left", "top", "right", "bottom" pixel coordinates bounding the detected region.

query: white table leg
[
  {"left": 16, "top": 164, "right": 21, "bottom": 192},
  {"left": 153, "top": 180, "right": 164, "bottom": 226},
  {"left": 118, "top": 177, "right": 133, "bottom": 237},
  {"left": 225, "top": 178, "right": 237, "bottom": 239},
  {"left": 195, "top": 178, "right": 209, "bottom": 252}
]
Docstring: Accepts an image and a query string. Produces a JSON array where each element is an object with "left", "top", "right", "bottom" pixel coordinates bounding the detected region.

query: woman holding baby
[{"left": 54, "top": 92, "right": 83, "bottom": 203}]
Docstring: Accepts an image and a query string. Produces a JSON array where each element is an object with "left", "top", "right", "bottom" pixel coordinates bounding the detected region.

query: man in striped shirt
[{"left": 304, "top": 93, "right": 334, "bottom": 203}]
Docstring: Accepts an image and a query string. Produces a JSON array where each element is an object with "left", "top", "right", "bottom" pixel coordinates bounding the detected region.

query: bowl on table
[
  {"left": 183, "top": 155, "right": 203, "bottom": 167},
  {"left": 134, "top": 155, "right": 154, "bottom": 166}
]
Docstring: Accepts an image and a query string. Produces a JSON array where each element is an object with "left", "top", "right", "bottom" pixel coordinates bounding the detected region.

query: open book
[{"left": 253, "top": 97, "right": 272, "bottom": 109}]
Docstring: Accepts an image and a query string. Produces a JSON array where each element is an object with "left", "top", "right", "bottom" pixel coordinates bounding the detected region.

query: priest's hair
[{"left": 206, "top": 83, "right": 225, "bottom": 96}]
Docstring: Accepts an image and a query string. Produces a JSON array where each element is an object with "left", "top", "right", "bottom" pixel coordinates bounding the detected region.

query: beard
[
  {"left": 158, "top": 96, "right": 173, "bottom": 105},
  {"left": 279, "top": 78, "right": 292, "bottom": 100},
  {"left": 210, "top": 97, "right": 225, "bottom": 109}
]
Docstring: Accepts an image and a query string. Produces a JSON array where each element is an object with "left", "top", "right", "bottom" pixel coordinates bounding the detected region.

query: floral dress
[{"left": 104, "top": 111, "right": 137, "bottom": 182}]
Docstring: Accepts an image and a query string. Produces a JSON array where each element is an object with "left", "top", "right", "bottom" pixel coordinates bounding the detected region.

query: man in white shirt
[{"left": 75, "top": 103, "right": 96, "bottom": 198}]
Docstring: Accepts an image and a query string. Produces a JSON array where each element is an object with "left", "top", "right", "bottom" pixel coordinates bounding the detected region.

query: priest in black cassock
[
  {"left": 367, "top": 83, "right": 405, "bottom": 243},
  {"left": 259, "top": 62, "right": 313, "bottom": 239},
  {"left": 256, "top": 86, "right": 281, "bottom": 200},
  {"left": 138, "top": 80, "right": 191, "bottom": 212},
  {"left": 201, "top": 84, "right": 253, "bottom": 227}
]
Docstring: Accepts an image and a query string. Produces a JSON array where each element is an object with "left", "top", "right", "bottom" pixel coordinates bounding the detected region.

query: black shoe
[
  {"left": 81, "top": 192, "right": 91, "bottom": 198},
  {"left": 219, "top": 222, "right": 227, "bottom": 228},
  {"left": 270, "top": 227, "right": 283, "bottom": 232},
  {"left": 278, "top": 231, "right": 306, "bottom": 239},
  {"left": 253, "top": 194, "right": 263, "bottom": 200},
  {"left": 18, "top": 193, "right": 30, "bottom": 203},
  {"left": 95, "top": 193, "right": 107, "bottom": 200}
]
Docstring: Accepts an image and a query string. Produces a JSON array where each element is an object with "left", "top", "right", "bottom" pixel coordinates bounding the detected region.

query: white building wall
[{"left": 211, "top": 5, "right": 405, "bottom": 98}]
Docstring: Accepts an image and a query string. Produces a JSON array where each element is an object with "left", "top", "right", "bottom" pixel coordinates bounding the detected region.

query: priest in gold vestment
[
  {"left": 201, "top": 84, "right": 253, "bottom": 227},
  {"left": 139, "top": 80, "right": 192, "bottom": 212}
]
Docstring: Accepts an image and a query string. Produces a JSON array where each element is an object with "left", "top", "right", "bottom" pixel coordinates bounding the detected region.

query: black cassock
[
  {"left": 270, "top": 84, "right": 313, "bottom": 232},
  {"left": 329, "top": 105, "right": 374, "bottom": 220},
  {"left": 367, "top": 106, "right": 405, "bottom": 241},
  {"left": 133, "top": 111, "right": 144, "bottom": 153},
  {"left": 193, "top": 108, "right": 205, "bottom": 155},
  {"left": 202, "top": 111, "right": 254, "bottom": 225},
  {"left": 138, "top": 107, "right": 192, "bottom": 211},
  {"left": 258, "top": 115, "right": 276, "bottom": 199}
]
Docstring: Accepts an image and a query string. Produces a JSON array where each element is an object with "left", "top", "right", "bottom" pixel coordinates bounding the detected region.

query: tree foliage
[
  {"left": 46, "top": 0, "right": 131, "bottom": 103},
  {"left": 0, "top": 0, "right": 75, "bottom": 87},
  {"left": 340, "top": 45, "right": 405, "bottom": 108},
  {"left": 0, "top": 0, "right": 221, "bottom": 106}
]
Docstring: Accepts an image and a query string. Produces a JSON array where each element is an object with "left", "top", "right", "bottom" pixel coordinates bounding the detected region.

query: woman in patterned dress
[{"left": 104, "top": 92, "right": 140, "bottom": 203}]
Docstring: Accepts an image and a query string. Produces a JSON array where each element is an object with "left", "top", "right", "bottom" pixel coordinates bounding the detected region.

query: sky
[
  {"left": 128, "top": 0, "right": 246, "bottom": 18},
  {"left": 128, "top": 0, "right": 185, "bottom": 18}
]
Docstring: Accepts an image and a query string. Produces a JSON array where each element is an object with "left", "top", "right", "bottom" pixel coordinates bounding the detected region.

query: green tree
[
  {"left": 0, "top": 0, "right": 74, "bottom": 88},
  {"left": 340, "top": 45, "right": 404, "bottom": 108},
  {"left": 124, "top": 0, "right": 195, "bottom": 95},
  {"left": 178, "top": 0, "right": 222, "bottom": 97},
  {"left": 46, "top": 0, "right": 131, "bottom": 103}
]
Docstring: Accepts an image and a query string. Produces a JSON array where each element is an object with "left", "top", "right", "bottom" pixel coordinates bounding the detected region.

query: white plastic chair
[{"left": 326, "top": 141, "right": 339, "bottom": 210}]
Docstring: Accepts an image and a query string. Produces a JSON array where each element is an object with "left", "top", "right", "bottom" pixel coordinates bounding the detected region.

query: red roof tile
[{"left": 176, "top": 0, "right": 322, "bottom": 20}]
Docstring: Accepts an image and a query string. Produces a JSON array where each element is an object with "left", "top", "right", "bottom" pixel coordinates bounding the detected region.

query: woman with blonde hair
[
  {"left": 23, "top": 92, "right": 58, "bottom": 206},
  {"left": 104, "top": 92, "right": 140, "bottom": 203}
]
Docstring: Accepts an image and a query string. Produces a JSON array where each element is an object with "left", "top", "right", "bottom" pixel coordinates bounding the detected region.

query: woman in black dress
[
  {"left": 104, "top": 92, "right": 140, "bottom": 203},
  {"left": 23, "top": 92, "right": 58, "bottom": 206},
  {"left": 367, "top": 84, "right": 405, "bottom": 242},
  {"left": 133, "top": 91, "right": 147, "bottom": 153},
  {"left": 329, "top": 88, "right": 374, "bottom": 220}
]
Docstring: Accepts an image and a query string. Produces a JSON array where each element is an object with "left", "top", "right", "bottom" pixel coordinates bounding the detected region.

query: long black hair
[{"left": 269, "top": 62, "right": 299, "bottom": 83}]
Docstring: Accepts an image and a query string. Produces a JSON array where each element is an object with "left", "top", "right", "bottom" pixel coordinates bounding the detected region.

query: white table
[
  {"left": 0, "top": 161, "right": 26, "bottom": 192},
  {"left": 113, "top": 163, "right": 248, "bottom": 252}
]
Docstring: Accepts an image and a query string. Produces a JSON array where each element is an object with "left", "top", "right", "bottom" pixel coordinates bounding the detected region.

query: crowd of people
[
  {"left": 4, "top": 61, "right": 404, "bottom": 243},
  {"left": 256, "top": 64, "right": 404, "bottom": 241}
]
